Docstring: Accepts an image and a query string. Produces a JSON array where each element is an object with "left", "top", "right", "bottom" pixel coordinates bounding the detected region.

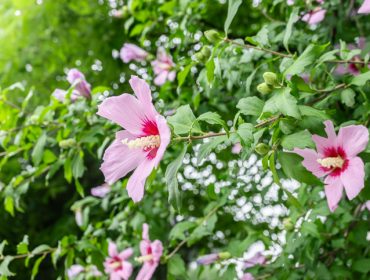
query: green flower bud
[
  {"left": 59, "top": 138, "right": 76, "bottom": 149},
  {"left": 204, "top": 30, "right": 222, "bottom": 43},
  {"left": 194, "top": 52, "right": 205, "bottom": 63},
  {"left": 263, "top": 72, "right": 278, "bottom": 86},
  {"left": 256, "top": 83, "right": 273, "bottom": 95},
  {"left": 218, "top": 252, "right": 231, "bottom": 260},
  {"left": 255, "top": 143, "right": 269, "bottom": 156},
  {"left": 283, "top": 218, "right": 294, "bottom": 231},
  {"left": 200, "top": 46, "right": 211, "bottom": 59}
]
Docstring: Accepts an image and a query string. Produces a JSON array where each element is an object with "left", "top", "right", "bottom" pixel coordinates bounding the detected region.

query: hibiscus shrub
[{"left": 0, "top": 0, "right": 370, "bottom": 279}]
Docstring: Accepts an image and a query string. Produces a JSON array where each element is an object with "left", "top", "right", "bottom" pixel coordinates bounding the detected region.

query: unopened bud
[
  {"left": 255, "top": 143, "right": 269, "bottom": 156},
  {"left": 195, "top": 46, "right": 211, "bottom": 63},
  {"left": 59, "top": 138, "right": 76, "bottom": 149},
  {"left": 204, "top": 30, "right": 222, "bottom": 43},
  {"left": 283, "top": 218, "right": 294, "bottom": 231},
  {"left": 218, "top": 252, "right": 231, "bottom": 260},
  {"left": 256, "top": 83, "right": 273, "bottom": 95},
  {"left": 263, "top": 72, "right": 278, "bottom": 86}
]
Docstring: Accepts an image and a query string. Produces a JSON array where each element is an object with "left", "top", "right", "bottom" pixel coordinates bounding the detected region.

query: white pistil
[
  {"left": 109, "top": 261, "right": 121, "bottom": 269},
  {"left": 135, "top": 254, "right": 153, "bottom": 263},
  {"left": 317, "top": 156, "right": 344, "bottom": 169},
  {"left": 122, "top": 135, "right": 160, "bottom": 150}
]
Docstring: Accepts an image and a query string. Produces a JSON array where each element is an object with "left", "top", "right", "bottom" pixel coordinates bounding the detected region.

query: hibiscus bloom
[
  {"left": 358, "top": 0, "right": 370, "bottom": 14},
  {"left": 97, "top": 76, "right": 171, "bottom": 202},
  {"left": 294, "top": 120, "right": 369, "bottom": 212},
  {"left": 151, "top": 48, "right": 176, "bottom": 86},
  {"left": 302, "top": 8, "right": 326, "bottom": 25},
  {"left": 120, "top": 43, "right": 149, "bottom": 63},
  {"left": 136, "top": 223, "right": 163, "bottom": 280},
  {"left": 67, "top": 265, "right": 102, "bottom": 279},
  {"left": 232, "top": 142, "right": 242, "bottom": 154},
  {"left": 104, "top": 242, "right": 133, "bottom": 280}
]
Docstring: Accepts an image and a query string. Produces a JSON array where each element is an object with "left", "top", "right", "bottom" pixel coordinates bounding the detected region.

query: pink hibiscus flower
[
  {"left": 335, "top": 37, "right": 369, "bottom": 76},
  {"left": 358, "top": 0, "right": 370, "bottom": 14},
  {"left": 120, "top": 43, "right": 149, "bottom": 63},
  {"left": 91, "top": 183, "right": 111, "bottom": 198},
  {"left": 243, "top": 252, "right": 266, "bottom": 269},
  {"left": 241, "top": 273, "right": 254, "bottom": 280},
  {"left": 302, "top": 8, "right": 326, "bottom": 25},
  {"left": 196, "top": 253, "right": 220, "bottom": 265},
  {"left": 136, "top": 223, "right": 163, "bottom": 280},
  {"left": 151, "top": 48, "right": 176, "bottom": 86},
  {"left": 97, "top": 76, "right": 171, "bottom": 202},
  {"left": 232, "top": 142, "right": 242, "bottom": 154},
  {"left": 294, "top": 120, "right": 369, "bottom": 212},
  {"left": 104, "top": 242, "right": 133, "bottom": 280}
]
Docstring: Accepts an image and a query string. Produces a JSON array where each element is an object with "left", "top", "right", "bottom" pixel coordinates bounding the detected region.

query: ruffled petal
[
  {"left": 118, "top": 248, "right": 133, "bottom": 260},
  {"left": 97, "top": 94, "right": 148, "bottom": 135},
  {"left": 293, "top": 148, "right": 328, "bottom": 177},
  {"left": 129, "top": 76, "right": 157, "bottom": 120},
  {"left": 324, "top": 176, "right": 343, "bottom": 212},
  {"left": 323, "top": 120, "right": 337, "bottom": 144},
  {"left": 152, "top": 115, "right": 171, "bottom": 168},
  {"left": 100, "top": 131, "right": 146, "bottom": 185},
  {"left": 108, "top": 242, "right": 118, "bottom": 257},
  {"left": 126, "top": 160, "right": 155, "bottom": 202},
  {"left": 117, "top": 261, "right": 133, "bottom": 280},
  {"left": 337, "top": 124, "right": 369, "bottom": 158},
  {"left": 135, "top": 262, "right": 157, "bottom": 280},
  {"left": 340, "top": 157, "right": 365, "bottom": 200},
  {"left": 150, "top": 240, "right": 163, "bottom": 262}
]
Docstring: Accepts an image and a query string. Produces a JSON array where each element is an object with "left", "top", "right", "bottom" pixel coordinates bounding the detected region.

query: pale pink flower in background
[
  {"left": 75, "top": 208, "right": 83, "bottom": 227},
  {"left": 89, "top": 266, "right": 103, "bottom": 277},
  {"left": 232, "top": 142, "right": 242, "bottom": 154},
  {"left": 120, "top": 43, "right": 148, "bottom": 63},
  {"left": 67, "top": 265, "right": 84, "bottom": 278},
  {"left": 91, "top": 183, "right": 111, "bottom": 198},
  {"left": 302, "top": 8, "right": 326, "bottom": 25},
  {"left": 294, "top": 120, "right": 369, "bottom": 212},
  {"left": 196, "top": 253, "right": 219, "bottom": 265},
  {"left": 335, "top": 37, "right": 369, "bottom": 76},
  {"left": 361, "top": 201, "right": 370, "bottom": 211},
  {"left": 358, "top": 0, "right": 370, "bottom": 14},
  {"left": 243, "top": 252, "right": 266, "bottom": 269},
  {"left": 104, "top": 242, "right": 133, "bottom": 280},
  {"left": 97, "top": 76, "right": 171, "bottom": 202},
  {"left": 241, "top": 273, "right": 254, "bottom": 280},
  {"left": 287, "top": 0, "right": 294, "bottom": 5},
  {"left": 136, "top": 223, "right": 163, "bottom": 280},
  {"left": 52, "top": 89, "right": 80, "bottom": 102},
  {"left": 151, "top": 48, "right": 176, "bottom": 86},
  {"left": 67, "top": 68, "right": 91, "bottom": 98}
]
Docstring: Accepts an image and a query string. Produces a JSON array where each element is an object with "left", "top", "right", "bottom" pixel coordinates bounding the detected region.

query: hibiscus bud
[
  {"left": 204, "top": 30, "right": 222, "bottom": 43},
  {"left": 256, "top": 83, "right": 273, "bottom": 95},
  {"left": 59, "top": 138, "right": 76, "bottom": 149},
  {"left": 283, "top": 218, "right": 294, "bottom": 231},
  {"left": 218, "top": 252, "right": 231, "bottom": 260},
  {"left": 196, "top": 253, "right": 219, "bottom": 265},
  {"left": 255, "top": 143, "right": 269, "bottom": 155},
  {"left": 195, "top": 46, "right": 211, "bottom": 63},
  {"left": 263, "top": 72, "right": 278, "bottom": 86}
]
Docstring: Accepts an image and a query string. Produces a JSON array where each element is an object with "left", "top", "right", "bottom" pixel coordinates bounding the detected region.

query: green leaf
[
  {"left": 197, "top": 112, "right": 229, "bottom": 133},
  {"left": 31, "top": 132, "right": 47, "bottom": 166},
  {"left": 167, "top": 105, "right": 202, "bottom": 135},
  {"left": 64, "top": 157, "right": 72, "bottom": 183},
  {"left": 263, "top": 88, "right": 301, "bottom": 119},
  {"left": 188, "top": 214, "right": 217, "bottom": 246},
  {"left": 227, "top": 235, "right": 255, "bottom": 257},
  {"left": 237, "top": 123, "right": 254, "bottom": 147},
  {"left": 178, "top": 64, "right": 192, "bottom": 88},
  {"left": 206, "top": 57, "right": 215, "bottom": 84},
  {"left": 4, "top": 196, "right": 14, "bottom": 216},
  {"left": 353, "top": 258, "right": 370, "bottom": 273},
  {"left": 31, "top": 255, "right": 46, "bottom": 280},
  {"left": 350, "top": 71, "right": 370, "bottom": 86},
  {"left": 317, "top": 49, "right": 339, "bottom": 65},
  {"left": 169, "top": 221, "right": 197, "bottom": 241},
  {"left": 252, "top": 25, "right": 269, "bottom": 47},
  {"left": 283, "top": 8, "right": 299, "bottom": 53},
  {"left": 285, "top": 44, "right": 327, "bottom": 76},
  {"left": 0, "top": 241, "right": 7, "bottom": 257},
  {"left": 340, "top": 88, "right": 356, "bottom": 107},
  {"left": 237, "top": 96, "right": 264, "bottom": 116},
  {"left": 168, "top": 254, "right": 187, "bottom": 279},
  {"left": 165, "top": 145, "right": 187, "bottom": 212},
  {"left": 281, "top": 130, "right": 315, "bottom": 150},
  {"left": 224, "top": 0, "right": 242, "bottom": 35},
  {"left": 298, "top": 105, "right": 330, "bottom": 120},
  {"left": 72, "top": 152, "right": 85, "bottom": 179},
  {"left": 31, "top": 244, "right": 51, "bottom": 256},
  {"left": 301, "top": 221, "right": 320, "bottom": 238},
  {"left": 0, "top": 256, "right": 15, "bottom": 277},
  {"left": 197, "top": 136, "right": 227, "bottom": 164},
  {"left": 278, "top": 151, "right": 322, "bottom": 185},
  {"left": 17, "top": 235, "right": 29, "bottom": 254}
]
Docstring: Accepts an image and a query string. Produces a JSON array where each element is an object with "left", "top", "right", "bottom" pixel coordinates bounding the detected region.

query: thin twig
[{"left": 0, "top": 247, "right": 56, "bottom": 261}]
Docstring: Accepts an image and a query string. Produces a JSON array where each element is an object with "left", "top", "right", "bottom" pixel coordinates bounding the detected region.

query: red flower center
[
  {"left": 319, "top": 146, "right": 349, "bottom": 177},
  {"left": 142, "top": 119, "right": 160, "bottom": 160}
]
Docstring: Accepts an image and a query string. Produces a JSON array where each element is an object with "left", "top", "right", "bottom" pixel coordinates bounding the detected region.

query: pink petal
[
  {"left": 337, "top": 124, "right": 369, "bottom": 158},
  {"left": 241, "top": 273, "right": 255, "bottom": 280},
  {"left": 366, "top": 201, "right": 370, "bottom": 211},
  {"left": 142, "top": 223, "right": 149, "bottom": 241},
  {"left": 135, "top": 262, "right": 158, "bottom": 280},
  {"left": 97, "top": 94, "right": 149, "bottom": 136},
  {"left": 293, "top": 148, "right": 328, "bottom": 177},
  {"left": 154, "top": 71, "right": 168, "bottom": 86},
  {"left": 129, "top": 76, "right": 157, "bottom": 120},
  {"left": 52, "top": 89, "right": 67, "bottom": 102},
  {"left": 323, "top": 120, "right": 337, "bottom": 143},
  {"left": 100, "top": 131, "right": 146, "bottom": 185},
  {"left": 110, "top": 273, "right": 122, "bottom": 280},
  {"left": 117, "top": 261, "right": 133, "bottom": 280},
  {"left": 358, "top": 0, "right": 370, "bottom": 14},
  {"left": 324, "top": 176, "right": 343, "bottom": 212},
  {"left": 108, "top": 242, "right": 118, "bottom": 257},
  {"left": 167, "top": 70, "right": 176, "bottom": 82},
  {"left": 308, "top": 9, "right": 326, "bottom": 25},
  {"left": 91, "top": 184, "right": 111, "bottom": 198},
  {"left": 67, "top": 69, "right": 85, "bottom": 84},
  {"left": 119, "top": 248, "right": 134, "bottom": 260},
  {"left": 140, "top": 240, "right": 152, "bottom": 257},
  {"left": 340, "top": 157, "right": 365, "bottom": 200},
  {"left": 67, "top": 265, "right": 84, "bottom": 278},
  {"left": 151, "top": 240, "right": 163, "bottom": 262},
  {"left": 126, "top": 160, "right": 155, "bottom": 202},
  {"left": 311, "top": 135, "right": 332, "bottom": 156},
  {"left": 151, "top": 115, "right": 171, "bottom": 168}
]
